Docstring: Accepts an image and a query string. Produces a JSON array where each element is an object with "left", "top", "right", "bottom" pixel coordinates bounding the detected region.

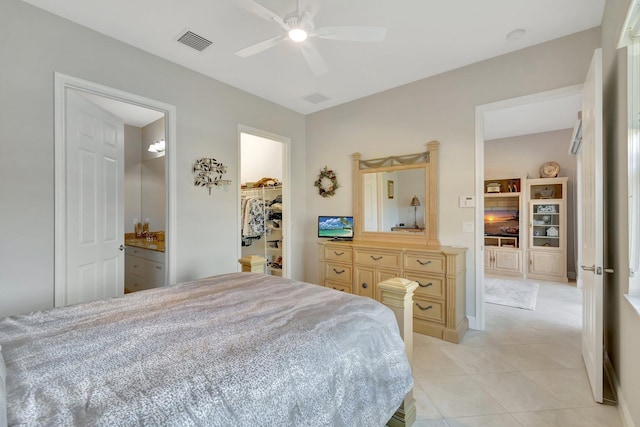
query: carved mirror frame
[{"left": 352, "top": 141, "right": 440, "bottom": 246}]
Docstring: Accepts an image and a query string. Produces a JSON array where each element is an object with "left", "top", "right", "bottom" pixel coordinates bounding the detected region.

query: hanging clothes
[{"left": 242, "top": 197, "right": 266, "bottom": 238}]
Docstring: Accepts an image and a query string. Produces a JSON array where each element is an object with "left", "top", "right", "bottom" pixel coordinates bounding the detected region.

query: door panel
[
  {"left": 579, "top": 49, "right": 604, "bottom": 403},
  {"left": 65, "top": 90, "right": 125, "bottom": 305}
]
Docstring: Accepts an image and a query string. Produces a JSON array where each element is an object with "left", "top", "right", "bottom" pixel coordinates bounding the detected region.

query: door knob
[
  {"left": 581, "top": 264, "right": 595, "bottom": 272},
  {"left": 119, "top": 245, "right": 125, "bottom": 251}
]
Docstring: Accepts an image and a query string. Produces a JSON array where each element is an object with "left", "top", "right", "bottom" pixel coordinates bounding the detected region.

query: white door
[
  {"left": 579, "top": 49, "right": 604, "bottom": 403},
  {"left": 64, "top": 90, "right": 125, "bottom": 305}
]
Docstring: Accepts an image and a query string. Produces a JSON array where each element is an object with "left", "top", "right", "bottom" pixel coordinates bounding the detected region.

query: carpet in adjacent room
[{"left": 484, "top": 277, "right": 539, "bottom": 310}]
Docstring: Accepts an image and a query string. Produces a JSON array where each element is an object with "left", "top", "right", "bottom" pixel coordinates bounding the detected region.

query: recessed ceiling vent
[
  {"left": 177, "top": 31, "right": 212, "bottom": 52},
  {"left": 303, "top": 93, "right": 330, "bottom": 104}
]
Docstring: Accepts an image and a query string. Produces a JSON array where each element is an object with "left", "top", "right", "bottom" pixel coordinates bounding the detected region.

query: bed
[{"left": 0, "top": 272, "right": 414, "bottom": 426}]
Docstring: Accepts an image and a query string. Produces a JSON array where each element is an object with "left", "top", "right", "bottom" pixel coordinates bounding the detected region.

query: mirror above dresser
[{"left": 352, "top": 141, "right": 440, "bottom": 245}]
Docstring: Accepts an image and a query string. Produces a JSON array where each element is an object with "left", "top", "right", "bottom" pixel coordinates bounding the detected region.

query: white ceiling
[
  {"left": 77, "top": 91, "right": 165, "bottom": 127},
  {"left": 22, "top": 0, "right": 604, "bottom": 119},
  {"left": 484, "top": 94, "right": 584, "bottom": 140}
]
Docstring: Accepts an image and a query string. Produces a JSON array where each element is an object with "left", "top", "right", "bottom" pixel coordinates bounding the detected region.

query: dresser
[{"left": 320, "top": 240, "right": 467, "bottom": 343}]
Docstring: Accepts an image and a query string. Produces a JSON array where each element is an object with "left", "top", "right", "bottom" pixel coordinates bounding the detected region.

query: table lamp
[{"left": 410, "top": 196, "right": 421, "bottom": 229}]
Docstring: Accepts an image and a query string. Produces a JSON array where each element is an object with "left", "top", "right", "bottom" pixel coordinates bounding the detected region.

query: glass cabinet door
[{"left": 530, "top": 201, "right": 562, "bottom": 249}]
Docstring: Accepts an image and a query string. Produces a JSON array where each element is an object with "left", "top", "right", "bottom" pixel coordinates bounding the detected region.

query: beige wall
[
  {"left": 125, "top": 125, "right": 142, "bottom": 233},
  {"left": 601, "top": 0, "right": 640, "bottom": 425},
  {"left": 305, "top": 28, "right": 600, "bottom": 320},
  {"left": 141, "top": 117, "right": 166, "bottom": 232},
  {"left": 0, "top": 0, "right": 306, "bottom": 317},
  {"left": 485, "top": 129, "right": 577, "bottom": 278}
]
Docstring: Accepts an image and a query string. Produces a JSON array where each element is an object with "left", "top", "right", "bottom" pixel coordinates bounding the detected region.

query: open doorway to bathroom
[
  {"left": 239, "top": 128, "right": 290, "bottom": 278},
  {"left": 54, "top": 73, "right": 176, "bottom": 307}
]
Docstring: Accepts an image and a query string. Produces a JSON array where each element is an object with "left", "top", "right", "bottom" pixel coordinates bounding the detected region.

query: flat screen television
[
  {"left": 484, "top": 209, "right": 519, "bottom": 236},
  {"left": 318, "top": 216, "right": 354, "bottom": 238}
]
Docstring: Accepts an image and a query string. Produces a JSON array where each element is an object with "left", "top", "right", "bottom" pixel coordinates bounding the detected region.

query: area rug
[{"left": 484, "top": 277, "right": 539, "bottom": 310}]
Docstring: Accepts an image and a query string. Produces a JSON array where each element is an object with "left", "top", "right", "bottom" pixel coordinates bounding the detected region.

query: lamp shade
[{"left": 410, "top": 196, "right": 421, "bottom": 207}]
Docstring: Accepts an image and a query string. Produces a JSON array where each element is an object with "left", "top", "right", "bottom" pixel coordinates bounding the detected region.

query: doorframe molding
[
  {"left": 473, "top": 83, "right": 583, "bottom": 330},
  {"left": 237, "top": 125, "right": 292, "bottom": 278},
  {"left": 54, "top": 72, "right": 177, "bottom": 307}
]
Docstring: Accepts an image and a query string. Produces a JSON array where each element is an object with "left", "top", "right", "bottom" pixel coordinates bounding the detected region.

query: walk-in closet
[{"left": 240, "top": 132, "right": 286, "bottom": 276}]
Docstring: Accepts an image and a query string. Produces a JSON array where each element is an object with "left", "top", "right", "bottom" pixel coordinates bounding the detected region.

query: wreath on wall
[{"left": 314, "top": 166, "right": 339, "bottom": 198}]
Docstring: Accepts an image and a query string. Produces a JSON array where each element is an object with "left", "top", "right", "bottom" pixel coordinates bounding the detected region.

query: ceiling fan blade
[
  {"left": 235, "top": 35, "right": 287, "bottom": 57},
  {"left": 299, "top": 0, "right": 321, "bottom": 26},
  {"left": 237, "top": 0, "right": 286, "bottom": 28},
  {"left": 299, "top": 41, "right": 328, "bottom": 75},
  {"left": 313, "top": 26, "right": 387, "bottom": 42}
]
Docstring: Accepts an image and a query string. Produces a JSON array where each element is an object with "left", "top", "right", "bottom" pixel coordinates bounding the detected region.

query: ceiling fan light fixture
[{"left": 288, "top": 28, "right": 308, "bottom": 42}]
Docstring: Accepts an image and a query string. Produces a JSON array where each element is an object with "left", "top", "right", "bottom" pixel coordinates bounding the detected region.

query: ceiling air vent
[
  {"left": 177, "top": 31, "right": 212, "bottom": 52},
  {"left": 303, "top": 93, "right": 330, "bottom": 104}
]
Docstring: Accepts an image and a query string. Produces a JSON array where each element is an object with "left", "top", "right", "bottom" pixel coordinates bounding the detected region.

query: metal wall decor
[{"left": 193, "top": 158, "right": 231, "bottom": 195}]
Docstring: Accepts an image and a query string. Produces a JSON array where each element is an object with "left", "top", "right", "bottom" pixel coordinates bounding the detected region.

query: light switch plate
[
  {"left": 459, "top": 196, "right": 476, "bottom": 208},
  {"left": 462, "top": 222, "right": 474, "bottom": 233}
]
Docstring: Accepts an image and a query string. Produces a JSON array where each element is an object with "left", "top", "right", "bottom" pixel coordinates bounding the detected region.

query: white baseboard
[
  {"left": 467, "top": 316, "right": 479, "bottom": 330},
  {"left": 605, "top": 353, "right": 636, "bottom": 427}
]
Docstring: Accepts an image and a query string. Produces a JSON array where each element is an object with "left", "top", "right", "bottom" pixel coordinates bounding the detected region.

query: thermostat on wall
[{"left": 459, "top": 196, "right": 475, "bottom": 208}]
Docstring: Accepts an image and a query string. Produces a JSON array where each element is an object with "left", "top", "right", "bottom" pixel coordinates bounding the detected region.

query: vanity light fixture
[
  {"left": 147, "top": 139, "right": 166, "bottom": 153},
  {"left": 410, "top": 196, "right": 421, "bottom": 229},
  {"left": 193, "top": 157, "right": 232, "bottom": 195}
]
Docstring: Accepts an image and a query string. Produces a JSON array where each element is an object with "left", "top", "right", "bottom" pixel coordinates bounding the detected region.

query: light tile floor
[{"left": 411, "top": 279, "right": 623, "bottom": 427}]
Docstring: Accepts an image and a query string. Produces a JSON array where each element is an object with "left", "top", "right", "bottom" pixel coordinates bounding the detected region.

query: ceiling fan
[{"left": 235, "top": 0, "right": 387, "bottom": 75}]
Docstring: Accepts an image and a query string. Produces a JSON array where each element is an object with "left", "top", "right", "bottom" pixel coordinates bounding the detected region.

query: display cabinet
[
  {"left": 484, "top": 176, "right": 525, "bottom": 277},
  {"left": 526, "top": 177, "right": 568, "bottom": 282}
]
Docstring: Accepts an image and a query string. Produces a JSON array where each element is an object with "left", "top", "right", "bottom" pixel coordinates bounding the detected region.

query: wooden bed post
[
  {"left": 378, "top": 277, "right": 418, "bottom": 427},
  {"left": 238, "top": 255, "right": 267, "bottom": 273}
]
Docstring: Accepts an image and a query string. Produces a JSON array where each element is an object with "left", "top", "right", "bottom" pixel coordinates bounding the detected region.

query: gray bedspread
[{"left": 0, "top": 273, "right": 412, "bottom": 426}]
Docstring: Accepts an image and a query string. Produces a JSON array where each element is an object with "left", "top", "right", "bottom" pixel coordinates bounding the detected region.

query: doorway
[
  {"left": 238, "top": 126, "right": 291, "bottom": 278},
  {"left": 473, "top": 84, "right": 582, "bottom": 330},
  {"left": 54, "top": 73, "right": 177, "bottom": 307}
]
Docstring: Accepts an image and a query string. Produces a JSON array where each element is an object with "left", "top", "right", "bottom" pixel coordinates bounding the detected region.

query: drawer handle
[
  {"left": 362, "top": 283, "right": 368, "bottom": 289},
  {"left": 416, "top": 259, "right": 432, "bottom": 266},
  {"left": 333, "top": 251, "right": 345, "bottom": 256},
  {"left": 416, "top": 303, "right": 433, "bottom": 311},
  {"left": 419, "top": 282, "right": 433, "bottom": 288},
  {"left": 332, "top": 287, "right": 345, "bottom": 292},
  {"left": 332, "top": 268, "right": 346, "bottom": 274},
  {"left": 370, "top": 256, "right": 383, "bottom": 261},
  {"left": 155, "top": 266, "right": 162, "bottom": 270}
]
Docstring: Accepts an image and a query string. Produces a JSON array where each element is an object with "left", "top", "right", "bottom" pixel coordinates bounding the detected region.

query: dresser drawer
[
  {"left": 324, "top": 262, "right": 352, "bottom": 284},
  {"left": 354, "top": 249, "right": 401, "bottom": 268},
  {"left": 404, "top": 252, "right": 445, "bottom": 274},
  {"left": 126, "top": 246, "right": 165, "bottom": 263},
  {"left": 325, "top": 280, "right": 352, "bottom": 294},
  {"left": 413, "top": 297, "right": 445, "bottom": 324},
  {"left": 324, "top": 246, "right": 353, "bottom": 263},
  {"left": 403, "top": 273, "right": 444, "bottom": 298}
]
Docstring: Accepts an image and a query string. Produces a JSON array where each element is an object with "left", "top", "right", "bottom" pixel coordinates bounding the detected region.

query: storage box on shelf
[{"left": 526, "top": 177, "right": 568, "bottom": 282}]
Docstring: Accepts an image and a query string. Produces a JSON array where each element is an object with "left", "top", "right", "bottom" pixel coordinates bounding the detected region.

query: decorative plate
[{"left": 539, "top": 161, "right": 560, "bottom": 178}]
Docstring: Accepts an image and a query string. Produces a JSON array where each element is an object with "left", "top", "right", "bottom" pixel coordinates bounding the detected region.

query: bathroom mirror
[{"left": 352, "top": 141, "right": 440, "bottom": 245}]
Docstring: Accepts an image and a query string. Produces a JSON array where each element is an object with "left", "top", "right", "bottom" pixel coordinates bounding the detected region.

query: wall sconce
[
  {"left": 148, "top": 139, "right": 165, "bottom": 154},
  {"left": 193, "top": 158, "right": 232, "bottom": 195}
]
